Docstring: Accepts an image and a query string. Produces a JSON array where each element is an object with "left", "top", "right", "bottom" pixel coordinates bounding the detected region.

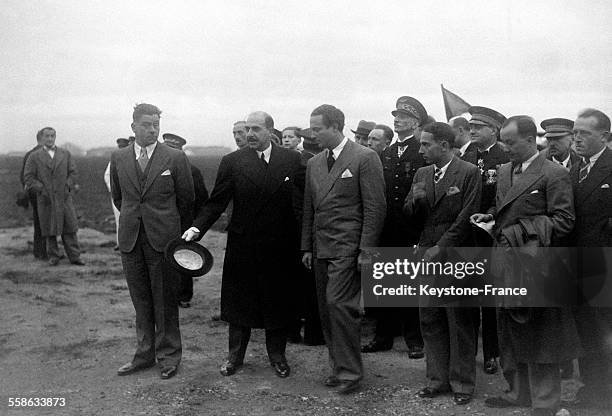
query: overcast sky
[{"left": 2, "top": 0, "right": 611, "bottom": 152}]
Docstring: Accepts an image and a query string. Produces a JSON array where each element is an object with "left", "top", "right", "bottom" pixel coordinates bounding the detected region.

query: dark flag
[{"left": 441, "top": 84, "right": 471, "bottom": 121}]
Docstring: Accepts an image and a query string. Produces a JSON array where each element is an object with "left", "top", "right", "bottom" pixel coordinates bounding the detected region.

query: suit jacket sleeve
[
  {"left": 110, "top": 152, "right": 122, "bottom": 211},
  {"left": 192, "top": 154, "right": 233, "bottom": 237},
  {"left": 437, "top": 164, "right": 482, "bottom": 247},
  {"left": 292, "top": 153, "right": 307, "bottom": 225},
  {"left": 545, "top": 169, "right": 575, "bottom": 241},
  {"left": 300, "top": 160, "right": 314, "bottom": 252},
  {"left": 403, "top": 168, "right": 427, "bottom": 217},
  {"left": 23, "top": 152, "right": 44, "bottom": 194},
  {"left": 192, "top": 166, "right": 209, "bottom": 214},
  {"left": 175, "top": 152, "right": 195, "bottom": 233},
  {"left": 359, "top": 151, "right": 386, "bottom": 249}
]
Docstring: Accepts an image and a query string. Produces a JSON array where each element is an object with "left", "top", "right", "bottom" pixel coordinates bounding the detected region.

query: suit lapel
[
  {"left": 576, "top": 147, "right": 612, "bottom": 202},
  {"left": 423, "top": 165, "right": 435, "bottom": 208},
  {"left": 141, "top": 143, "right": 170, "bottom": 196},
  {"left": 498, "top": 154, "right": 545, "bottom": 213},
  {"left": 433, "top": 157, "right": 458, "bottom": 206},
  {"left": 123, "top": 145, "right": 142, "bottom": 192},
  {"left": 261, "top": 144, "right": 287, "bottom": 200},
  {"left": 51, "top": 148, "right": 64, "bottom": 172},
  {"left": 239, "top": 149, "right": 267, "bottom": 189},
  {"left": 314, "top": 140, "right": 354, "bottom": 209}
]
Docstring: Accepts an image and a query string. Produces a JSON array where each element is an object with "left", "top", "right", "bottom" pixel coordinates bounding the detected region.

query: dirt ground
[{"left": 0, "top": 227, "right": 608, "bottom": 416}]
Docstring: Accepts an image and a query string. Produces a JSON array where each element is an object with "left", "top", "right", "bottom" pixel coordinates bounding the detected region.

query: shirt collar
[
  {"left": 256, "top": 142, "right": 272, "bottom": 162},
  {"left": 435, "top": 156, "right": 454, "bottom": 175},
  {"left": 459, "top": 141, "right": 472, "bottom": 156},
  {"left": 552, "top": 152, "right": 571, "bottom": 167},
  {"left": 330, "top": 136, "right": 348, "bottom": 159},
  {"left": 521, "top": 151, "right": 540, "bottom": 172},
  {"left": 396, "top": 135, "right": 415, "bottom": 145},
  {"left": 584, "top": 146, "right": 606, "bottom": 165},
  {"left": 134, "top": 141, "right": 158, "bottom": 159}
]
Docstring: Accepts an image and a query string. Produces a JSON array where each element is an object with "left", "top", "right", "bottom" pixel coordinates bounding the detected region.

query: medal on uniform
[{"left": 485, "top": 169, "right": 497, "bottom": 184}]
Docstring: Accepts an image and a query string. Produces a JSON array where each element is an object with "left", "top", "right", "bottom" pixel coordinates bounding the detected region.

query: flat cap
[
  {"left": 162, "top": 133, "right": 187, "bottom": 149},
  {"left": 391, "top": 96, "right": 428, "bottom": 124},
  {"left": 351, "top": 120, "right": 376, "bottom": 136},
  {"left": 468, "top": 106, "right": 506, "bottom": 129},
  {"left": 540, "top": 118, "right": 574, "bottom": 138}
]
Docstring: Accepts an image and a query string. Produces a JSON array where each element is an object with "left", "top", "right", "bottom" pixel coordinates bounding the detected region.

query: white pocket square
[
  {"left": 341, "top": 169, "right": 353, "bottom": 178},
  {"left": 530, "top": 189, "right": 539, "bottom": 194},
  {"left": 284, "top": 176, "right": 290, "bottom": 182},
  {"left": 602, "top": 184, "right": 610, "bottom": 188},
  {"left": 161, "top": 169, "right": 171, "bottom": 176},
  {"left": 446, "top": 186, "right": 460, "bottom": 196}
]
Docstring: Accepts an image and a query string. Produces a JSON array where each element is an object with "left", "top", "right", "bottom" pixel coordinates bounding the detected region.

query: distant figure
[
  {"left": 162, "top": 133, "right": 209, "bottom": 308},
  {"left": 281, "top": 126, "right": 302, "bottom": 150},
  {"left": 449, "top": 116, "right": 472, "bottom": 157},
  {"left": 351, "top": 120, "right": 376, "bottom": 146},
  {"left": 233, "top": 121, "right": 248, "bottom": 149},
  {"left": 104, "top": 138, "right": 131, "bottom": 250},
  {"left": 23, "top": 127, "right": 84, "bottom": 266},
  {"left": 111, "top": 103, "right": 194, "bottom": 380},
  {"left": 367, "top": 124, "right": 394, "bottom": 154},
  {"left": 540, "top": 118, "right": 580, "bottom": 170},
  {"left": 20, "top": 130, "right": 47, "bottom": 260}
]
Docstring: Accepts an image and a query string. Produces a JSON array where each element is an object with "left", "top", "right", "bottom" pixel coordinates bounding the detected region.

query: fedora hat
[
  {"left": 164, "top": 238, "right": 213, "bottom": 277},
  {"left": 351, "top": 120, "right": 376, "bottom": 136}
]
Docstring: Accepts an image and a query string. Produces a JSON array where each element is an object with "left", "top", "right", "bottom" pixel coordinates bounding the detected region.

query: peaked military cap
[
  {"left": 468, "top": 106, "right": 506, "bottom": 129},
  {"left": 391, "top": 96, "right": 428, "bottom": 124},
  {"left": 162, "top": 133, "right": 187, "bottom": 149},
  {"left": 540, "top": 118, "right": 574, "bottom": 138}
]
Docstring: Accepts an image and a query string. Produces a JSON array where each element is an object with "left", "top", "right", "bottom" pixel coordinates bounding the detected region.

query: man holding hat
[
  {"left": 361, "top": 96, "right": 427, "bottom": 358},
  {"left": 541, "top": 118, "right": 580, "bottom": 170},
  {"left": 104, "top": 138, "right": 131, "bottom": 249},
  {"left": 462, "top": 105, "right": 509, "bottom": 375},
  {"left": 351, "top": 120, "right": 376, "bottom": 146},
  {"left": 163, "top": 133, "right": 209, "bottom": 308}
]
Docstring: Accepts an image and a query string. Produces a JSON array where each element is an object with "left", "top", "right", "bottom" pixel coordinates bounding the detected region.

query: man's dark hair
[
  {"left": 422, "top": 122, "right": 455, "bottom": 147},
  {"left": 374, "top": 124, "right": 394, "bottom": 142},
  {"left": 450, "top": 117, "right": 469, "bottom": 130},
  {"left": 502, "top": 115, "right": 537, "bottom": 139},
  {"left": 36, "top": 127, "right": 55, "bottom": 142},
  {"left": 311, "top": 104, "right": 345, "bottom": 131},
  {"left": 263, "top": 113, "right": 274, "bottom": 130},
  {"left": 578, "top": 108, "right": 611, "bottom": 131},
  {"left": 132, "top": 103, "right": 162, "bottom": 122}
]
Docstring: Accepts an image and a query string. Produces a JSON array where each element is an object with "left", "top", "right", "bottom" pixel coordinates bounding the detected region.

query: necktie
[
  {"left": 578, "top": 158, "right": 590, "bottom": 183},
  {"left": 434, "top": 167, "right": 442, "bottom": 183},
  {"left": 260, "top": 152, "right": 267, "bottom": 167},
  {"left": 513, "top": 164, "right": 522, "bottom": 175},
  {"left": 138, "top": 147, "right": 148, "bottom": 172},
  {"left": 327, "top": 151, "right": 335, "bottom": 172}
]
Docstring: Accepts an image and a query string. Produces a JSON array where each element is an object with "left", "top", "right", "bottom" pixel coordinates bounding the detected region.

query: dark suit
[
  {"left": 404, "top": 156, "right": 481, "bottom": 394},
  {"left": 110, "top": 142, "right": 194, "bottom": 368},
  {"left": 20, "top": 144, "right": 47, "bottom": 259},
  {"left": 489, "top": 153, "right": 580, "bottom": 411},
  {"left": 461, "top": 142, "right": 509, "bottom": 363},
  {"left": 367, "top": 139, "right": 426, "bottom": 348},
  {"left": 23, "top": 146, "right": 81, "bottom": 262},
  {"left": 192, "top": 144, "right": 302, "bottom": 364},
  {"left": 302, "top": 139, "right": 386, "bottom": 381},
  {"left": 177, "top": 163, "right": 209, "bottom": 304},
  {"left": 545, "top": 148, "right": 581, "bottom": 171},
  {"left": 569, "top": 147, "right": 612, "bottom": 401}
]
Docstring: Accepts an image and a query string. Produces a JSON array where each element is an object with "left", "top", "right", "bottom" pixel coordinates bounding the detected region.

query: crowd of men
[{"left": 19, "top": 98, "right": 612, "bottom": 416}]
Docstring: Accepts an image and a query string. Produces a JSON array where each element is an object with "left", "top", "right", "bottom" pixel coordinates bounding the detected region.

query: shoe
[
  {"left": 160, "top": 365, "right": 178, "bottom": 379},
  {"left": 117, "top": 361, "right": 155, "bottom": 376},
  {"left": 70, "top": 259, "right": 85, "bottom": 266},
  {"left": 417, "top": 386, "right": 447, "bottom": 398},
  {"left": 408, "top": 345, "right": 424, "bottom": 359},
  {"left": 336, "top": 380, "right": 360, "bottom": 395},
  {"left": 361, "top": 339, "right": 392, "bottom": 353},
  {"left": 272, "top": 362, "right": 290, "bottom": 378},
  {"left": 484, "top": 358, "right": 498, "bottom": 374},
  {"left": 220, "top": 360, "right": 242, "bottom": 376},
  {"left": 485, "top": 396, "right": 529, "bottom": 408},
  {"left": 178, "top": 301, "right": 191, "bottom": 308},
  {"left": 453, "top": 393, "right": 472, "bottom": 405},
  {"left": 324, "top": 375, "right": 341, "bottom": 387}
]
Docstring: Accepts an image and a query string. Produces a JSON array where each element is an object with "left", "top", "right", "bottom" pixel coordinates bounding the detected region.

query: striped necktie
[
  {"left": 578, "top": 158, "right": 590, "bottom": 183},
  {"left": 138, "top": 147, "right": 148, "bottom": 172}
]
